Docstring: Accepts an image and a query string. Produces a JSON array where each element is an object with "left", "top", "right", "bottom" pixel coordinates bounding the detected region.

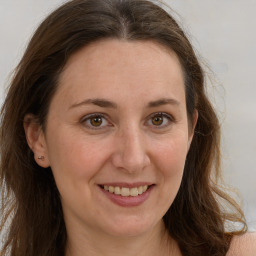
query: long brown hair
[{"left": 0, "top": 0, "right": 247, "bottom": 255}]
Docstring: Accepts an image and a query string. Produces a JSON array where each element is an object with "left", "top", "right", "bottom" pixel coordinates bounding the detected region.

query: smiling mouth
[{"left": 99, "top": 185, "right": 152, "bottom": 197}]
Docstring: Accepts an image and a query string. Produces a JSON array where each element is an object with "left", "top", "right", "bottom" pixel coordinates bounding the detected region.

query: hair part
[{"left": 0, "top": 0, "right": 247, "bottom": 255}]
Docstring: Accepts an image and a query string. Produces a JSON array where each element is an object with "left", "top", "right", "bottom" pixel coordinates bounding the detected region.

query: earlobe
[{"left": 23, "top": 114, "right": 50, "bottom": 168}]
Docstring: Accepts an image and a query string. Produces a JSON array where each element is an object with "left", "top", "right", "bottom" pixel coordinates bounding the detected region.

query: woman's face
[{"left": 39, "top": 39, "right": 195, "bottom": 237}]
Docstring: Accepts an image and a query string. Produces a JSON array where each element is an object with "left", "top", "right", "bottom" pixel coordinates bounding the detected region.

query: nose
[{"left": 111, "top": 127, "right": 151, "bottom": 174}]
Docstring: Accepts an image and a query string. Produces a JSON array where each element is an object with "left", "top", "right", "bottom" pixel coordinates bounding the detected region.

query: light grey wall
[{"left": 0, "top": 0, "right": 255, "bottom": 230}]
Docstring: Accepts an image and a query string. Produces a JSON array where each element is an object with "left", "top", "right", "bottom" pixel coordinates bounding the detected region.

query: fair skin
[
  {"left": 24, "top": 39, "right": 255, "bottom": 255},
  {"left": 227, "top": 233, "right": 256, "bottom": 256}
]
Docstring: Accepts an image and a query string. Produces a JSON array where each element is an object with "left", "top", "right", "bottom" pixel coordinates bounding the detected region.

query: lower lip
[{"left": 99, "top": 186, "right": 154, "bottom": 207}]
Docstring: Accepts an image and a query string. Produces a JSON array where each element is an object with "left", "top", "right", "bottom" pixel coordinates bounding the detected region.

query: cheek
[
  {"left": 46, "top": 128, "right": 109, "bottom": 183},
  {"left": 155, "top": 133, "right": 188, "bottom": 168},
  {"left": 153, "top": 134, "right": 188, "bottom": 188},
  {"left": 46, "top": 131, "right": 111, "bottom": 214},
  {"left": 149, "top": 134, "right": 188, "bottom": 214}
]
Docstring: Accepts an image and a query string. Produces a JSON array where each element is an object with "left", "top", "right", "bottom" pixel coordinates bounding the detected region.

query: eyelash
[
  {"left": 81, "top": 113, "right": 111, "bottom": 130},
  {"left": 81, "top": 112, "right": 174, "bottom": 130},
  {"left": 146, "top": 112, "right": 174, "bottom": 129}
]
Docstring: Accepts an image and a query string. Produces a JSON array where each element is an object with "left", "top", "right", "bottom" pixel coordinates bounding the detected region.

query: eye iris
[
  {"left": 152, "top": 115, "right": 163, "bottom": 125},
  {"left": 90, "top": 116, "right": 102, "bottom": 126}
]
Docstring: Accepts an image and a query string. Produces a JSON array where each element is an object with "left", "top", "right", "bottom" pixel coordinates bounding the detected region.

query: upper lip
[{"left": 98, "top": 182, "right": 154, "bottom": 188}]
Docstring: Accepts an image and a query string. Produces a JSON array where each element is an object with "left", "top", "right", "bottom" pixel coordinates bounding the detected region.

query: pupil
[
  {"left": 153, "top": 116, "right": 163, "bottom": 125},
  {"left": 91, "top": 117, "right": 102, "bottom": 126}
]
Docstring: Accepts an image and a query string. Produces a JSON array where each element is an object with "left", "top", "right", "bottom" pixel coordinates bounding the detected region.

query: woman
[{"left": 0, "top": 0, "right": 255, "bottom": 255}]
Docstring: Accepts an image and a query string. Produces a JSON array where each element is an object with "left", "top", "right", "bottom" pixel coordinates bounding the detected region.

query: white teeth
[
  {"left": 109, "top": 186, "right": 114, "bottom": 193},
  {"left": 121, "top": 187, "right": 130, "bottom": 197},
  {"left": 102, "top": 185, "right": 149, "bottom": 196},
  {"left": 114, "top": 186, "right": 121, "bottom": 195},
  {"left": 130, "top": 187, "right": 138, "bottom": 197}
]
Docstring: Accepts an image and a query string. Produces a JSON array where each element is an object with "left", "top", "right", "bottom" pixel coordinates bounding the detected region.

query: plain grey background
[{"left": 0, "top": 0, "right": 255, "bottom": 231}]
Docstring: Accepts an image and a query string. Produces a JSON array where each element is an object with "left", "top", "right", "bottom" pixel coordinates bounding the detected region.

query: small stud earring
[{"left": 38, "top": 156, "right": 45, "bottom": 160}]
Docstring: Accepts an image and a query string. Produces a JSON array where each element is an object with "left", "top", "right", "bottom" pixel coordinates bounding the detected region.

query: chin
[{"left": 102, "top": 216, "right": 158, "bottom": 238}]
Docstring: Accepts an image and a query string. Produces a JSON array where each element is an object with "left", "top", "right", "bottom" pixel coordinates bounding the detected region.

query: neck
[{"left": 65, "top": 220, "right": 180, "bottom": 256}]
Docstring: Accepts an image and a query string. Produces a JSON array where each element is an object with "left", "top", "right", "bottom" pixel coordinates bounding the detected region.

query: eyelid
[
  {"left": 81, "top": 113, "right": 112, "bottom": 130},
  {"left": 146, "top": 112, "right": 175, "bottom": 128}
]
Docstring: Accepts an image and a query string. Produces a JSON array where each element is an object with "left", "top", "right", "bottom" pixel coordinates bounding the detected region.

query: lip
[
  {"left": 98, "top": 183, "right": 155, "bottom": 207},
  {"left": 99, "top": 182, "right": 153, "bottom": 188}
]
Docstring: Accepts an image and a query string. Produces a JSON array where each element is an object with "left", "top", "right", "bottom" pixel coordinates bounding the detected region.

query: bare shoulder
[{"left": 226, "top": 232, "right": 256, "bottom": 256}]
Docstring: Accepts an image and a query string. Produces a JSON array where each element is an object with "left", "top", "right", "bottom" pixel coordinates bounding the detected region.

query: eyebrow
[
  {"left": 69, "top": 98, "right": 118, "bottom": 109},
  {"left": 147, "top": 98, "right": 180, "bottom": 107},
  {"left": 69, "top": 97, "right": 179, "bottom": 109}
]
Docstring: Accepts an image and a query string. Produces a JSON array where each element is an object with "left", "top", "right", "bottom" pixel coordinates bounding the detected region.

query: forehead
[{"left": 55, "top": 39, "right": 185, "bottom": 108}]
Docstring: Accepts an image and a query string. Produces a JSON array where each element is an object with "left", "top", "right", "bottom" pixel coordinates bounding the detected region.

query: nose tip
[{"left": 111, "top": 132, "right": 150, "bottom": 173}]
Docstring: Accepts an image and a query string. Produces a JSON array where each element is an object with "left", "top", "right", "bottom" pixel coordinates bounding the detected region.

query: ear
[
  {"left": 24, "top": 114, "right": 50, "bottom": 168},
  {"left": 188, "top": 109, "right": 198, "bottom": 151}
]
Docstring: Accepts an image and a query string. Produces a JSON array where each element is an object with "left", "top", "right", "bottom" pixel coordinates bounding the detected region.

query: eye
[
  {"left": 147, "top": 112, "right": 173, "bottom": 128},
  {"left": 81, "top": 113, "right": 110, "bottom": 129}
]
